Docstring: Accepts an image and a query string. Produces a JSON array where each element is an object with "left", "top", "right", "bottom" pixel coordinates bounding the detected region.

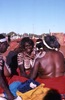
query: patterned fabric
[
  {"left": 0, "top": 54, "right": 11, "bottom": 73},
  {"left": 0, "top": 55, "right": 4, "bottom": 70},
  {"left": 17, "top": 52, "right": 33, "bottom": 69},
  {"left": 17, "top": 53, "right": 23, "bottom": 66}
]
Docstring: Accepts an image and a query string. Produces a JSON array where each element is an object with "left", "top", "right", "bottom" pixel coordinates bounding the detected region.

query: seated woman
[
  {"left": 6, "top": 47, "right": 20, "bottom": 76},
  {"left": 17, "top": 37, "right": 34, "bottom": 77},
  {"left": 0, "top": 34, "right": 14, "bottom": 100},
  {"left": 29, "top": 35, "right": 65, "bottom": 79}
]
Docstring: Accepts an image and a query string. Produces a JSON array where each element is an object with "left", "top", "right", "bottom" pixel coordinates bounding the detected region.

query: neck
[
  {"left": 44, "top": 46, "right": 50, "bottom": 51},
  {"left": 24, "top": 52, "right": 30, "bottom": 56}
]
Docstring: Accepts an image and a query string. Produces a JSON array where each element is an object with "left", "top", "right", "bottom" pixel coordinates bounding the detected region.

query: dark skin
[
  {"left": 18, "top": 42, "right": 34, "bottom": 77},
  {"left": 30, "top": 50, "right": 65, "bottom": 79},
  {"left": 0, "top": 41, "right": 14, "bottom": 100}
]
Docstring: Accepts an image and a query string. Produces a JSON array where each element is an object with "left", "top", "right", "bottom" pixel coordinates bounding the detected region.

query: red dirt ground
[
  {"left": 4, "top": 39, "right": 65, "bottom": 58},
  {"left": 60, "top": 46, "right": 65, "bottom": 57}
]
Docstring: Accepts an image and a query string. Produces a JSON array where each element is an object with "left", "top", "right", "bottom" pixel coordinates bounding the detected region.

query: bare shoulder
[
  {"left": 44, "top": 51, "right": 64, "bottom": 61},
  {"left": 48, "top": 50, "right": 64, "bottom": 56},
  {"left": 51, "top": 51, "right": 65, "bottom": 61},
  {"left": 56, "top": 51, "right": 64, "bottom": 57}
]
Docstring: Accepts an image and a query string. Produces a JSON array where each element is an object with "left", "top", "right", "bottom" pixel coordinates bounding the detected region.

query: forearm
[
  {"left": 0, "top": 75, "right": 13, "bottom": 98},
  {"left": 0, "top": 51, "right": 14, "bottom": 99},
  {"left": 29, "top": 67, "right": 38, "bottom": 80},
  {"left": 20, "top": 68, "right": 28, "bottom": 78},
  {"left": 18, "top": 65, "right": 29, "bottom": 79}
]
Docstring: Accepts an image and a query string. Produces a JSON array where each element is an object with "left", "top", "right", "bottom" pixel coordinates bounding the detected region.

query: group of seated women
[{"left": 0, "top": 34, "right": 65, "bottom": 100}]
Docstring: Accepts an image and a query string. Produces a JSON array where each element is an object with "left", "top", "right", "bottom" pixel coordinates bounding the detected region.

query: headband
[
  {"left": 36, "top": 47, "right": 43, "bottom": 51},
  {"left": 0, "top": 38, "right": 7, "bottom": 42},
  {"left": 36, "top": 41, "right": 42, "bottom": 45},
  {"left": 43, "top": 38, "right": 58, "bottom": 51}
]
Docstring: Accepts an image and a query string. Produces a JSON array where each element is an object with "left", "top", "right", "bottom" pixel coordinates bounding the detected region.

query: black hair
[
  {"left": 36, "top": 38, "right": 44, "bottom": 49},
  {"left": 36, "top": 38, "right": 43, "bottom": 43},
  {"left": 20, "top": 37, "right": 34, "bottom": 49},
  {"left": 43, "top": 89, "right": 61, "bottom": 100},
  {"left": 44, "top": 35, "right": 60, "bottom": 49},
  {"left": 0, "top": 34, "right": 5, "bottom": 39}
]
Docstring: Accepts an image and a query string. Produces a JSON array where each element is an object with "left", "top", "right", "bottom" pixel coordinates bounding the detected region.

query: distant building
[{"left": 23, "top": 33, "right": 29, "bottom": 37}]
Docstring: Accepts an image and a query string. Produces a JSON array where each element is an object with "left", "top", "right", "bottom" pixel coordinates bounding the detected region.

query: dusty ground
[
  {"left": 4, "top": 39, "right": 65, "bottom": 58},
  {"left": 60, "top": 46, "right": 65, "bottom": 57}
]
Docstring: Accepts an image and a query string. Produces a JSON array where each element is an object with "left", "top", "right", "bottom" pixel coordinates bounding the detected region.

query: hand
[
  {"left": 7, "top": 94, "right": 15, "bottom": 100},
  {"left": 30, "top": 52, "right": 36, "bottom": 60}
]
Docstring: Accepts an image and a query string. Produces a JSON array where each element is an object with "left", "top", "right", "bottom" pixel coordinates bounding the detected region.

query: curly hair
[
  {"left": 19, "top": 37, "right": 34, "bottom": 50},
  {"left": 44, "top": 35, "right": 60, "bottom": 50},
  {"left": 0, "top": 34, "right": 5, "bottom": 39}
]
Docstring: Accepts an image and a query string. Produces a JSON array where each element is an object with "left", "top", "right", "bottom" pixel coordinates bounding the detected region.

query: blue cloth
[
  {"left": 17, "top": 79, "right": 40, "bottom": 93},
  {"left": 4, "top": 81, "right": 21, "bottom": 97}
]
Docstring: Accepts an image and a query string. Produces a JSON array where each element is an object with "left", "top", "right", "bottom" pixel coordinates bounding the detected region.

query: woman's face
[
  {"left": 24, "top": 42, "right": 33, "bottom": 54},
  {"left": 0, "top": 41, "right": 8, "bottom": 53}
]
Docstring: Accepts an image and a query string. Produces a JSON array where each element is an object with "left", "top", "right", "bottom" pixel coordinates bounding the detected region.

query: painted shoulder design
[
  {"left": 17, "top": 52, "right": 24, "bottom": 66},
  {"left": 0, "top": 55, "right": 4, "bottom": 70}
]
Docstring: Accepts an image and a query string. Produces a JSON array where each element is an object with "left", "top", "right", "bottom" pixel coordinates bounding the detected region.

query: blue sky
[{"left": 0, "top": 0, "right": 65, "bottom": 35}]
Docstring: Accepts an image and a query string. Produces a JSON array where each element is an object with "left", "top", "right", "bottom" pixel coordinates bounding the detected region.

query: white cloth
[
  {"left": 0, "top": 38, "right": 6, "bottom": 42},
  {"left": 14, "top": 96, "right": 22, "bottom": 100},
  {"left": 0, "top": 88, "right": 22, "bottom": 100}
]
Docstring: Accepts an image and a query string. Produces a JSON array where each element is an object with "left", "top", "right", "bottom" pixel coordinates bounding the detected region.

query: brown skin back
[{"left": 30, "top": 50, "right": 65, "bottom": 79}]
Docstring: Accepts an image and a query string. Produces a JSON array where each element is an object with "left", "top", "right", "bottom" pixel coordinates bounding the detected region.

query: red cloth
[
  {"left": 36, "top": 76, "right": 65, "bottom": 94},
  {"left": 0, "top": 75, "right": 28, "bottom": 93},
  {"left": 8, "top": 75, "right": 28, "bottom": 84},
  {"left": 0, "top": 67, "right": 29, "bottom": 94},
  {"left": 0, "top": 75, "right": 65, "bottom": 94}
]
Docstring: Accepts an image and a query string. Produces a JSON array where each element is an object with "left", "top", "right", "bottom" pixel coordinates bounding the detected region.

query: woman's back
[{"left": 38, "top": 50, "right": 65, "bottom": 78}]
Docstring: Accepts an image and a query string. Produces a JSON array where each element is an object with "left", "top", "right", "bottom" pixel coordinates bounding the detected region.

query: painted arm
[
  {"left": 30, "top": 58, "right": 40, "bottom": 80},
  {"left": 0, "top": 58, "right": 14, "bottom": 100},
  {"left": 17, "top": 53, "right": 28, "bottom": 77}
]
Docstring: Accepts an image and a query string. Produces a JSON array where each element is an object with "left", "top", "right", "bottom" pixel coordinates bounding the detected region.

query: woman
[
  {"left": 0, "top": 34, "right": 14, "bottom": 100},
  {"left": 17, "top": 37, "right": 34, "bottom": 77}
]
